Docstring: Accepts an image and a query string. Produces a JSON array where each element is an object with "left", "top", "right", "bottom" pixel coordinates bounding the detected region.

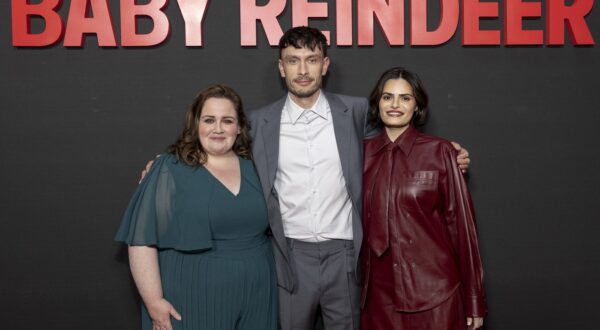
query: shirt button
[
  {"left": 393, "top": 263, "right": 398, "bottom": 267},
  {"left": 409, "top": 239, "right": 414, "bottom": 244}
]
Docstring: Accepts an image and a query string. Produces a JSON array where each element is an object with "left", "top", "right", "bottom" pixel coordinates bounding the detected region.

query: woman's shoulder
[
  {"left": 144, "top": 153, "right": 175, "bottom": 174},
  {"left": 152, "top": 153, "right": 204, "bottom": 180},
  {"left": 153, "top": 153, "right": 177, "bottom": 166},
  {"left": 159, "top": 153, "right": 207, "bottom": 169},
  {"left": 414, "top": 131, "right": 456, "bottom": 152},
  {"left": 238, "top": 156, "right": 259, "bottom": 175},
  {"left": 363, "top": 131, "right": 386, "bottom": 159},
  {"left": 239, "top": 155, "right": 258, "bottom": 167}
]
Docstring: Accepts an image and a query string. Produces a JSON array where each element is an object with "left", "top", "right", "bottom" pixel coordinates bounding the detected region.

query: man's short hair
[{"left": 278, "top": 26, "right": 328, "bottom": 58}]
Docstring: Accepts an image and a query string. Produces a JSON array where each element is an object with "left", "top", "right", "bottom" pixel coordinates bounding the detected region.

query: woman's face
[
  {"left": 378, "top": 78, "right": 417, "bottom": 138},
  {"left": 198, "top": 97, "right": 240, "bottom": 157}
]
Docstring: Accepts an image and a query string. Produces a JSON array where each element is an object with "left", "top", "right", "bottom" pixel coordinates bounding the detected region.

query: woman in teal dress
[{"left": 115, "top": 85, "right": 277, "bottom": 330}]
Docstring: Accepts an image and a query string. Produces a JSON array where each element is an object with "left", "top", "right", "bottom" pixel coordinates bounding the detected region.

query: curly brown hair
[{"left": 168, "top": 85, "right": 252, "bottom": 166}]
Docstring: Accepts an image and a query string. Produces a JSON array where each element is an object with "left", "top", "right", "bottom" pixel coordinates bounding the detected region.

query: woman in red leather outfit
[{"left": 360, "top": 67, "right": 486, "bottom": 330}]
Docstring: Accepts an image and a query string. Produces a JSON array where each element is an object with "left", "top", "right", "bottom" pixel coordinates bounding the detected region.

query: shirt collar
[
  {"left": 370, "top": 125, "right": 419, "bottom": 156},
  {"left": 284, "top": 90, "right": 329, "bottom": 124}
]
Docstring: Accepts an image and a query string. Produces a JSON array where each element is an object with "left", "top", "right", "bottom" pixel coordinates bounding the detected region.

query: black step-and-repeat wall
[{"left": 1, "top": 1, "right": 599, "bottom": 329}]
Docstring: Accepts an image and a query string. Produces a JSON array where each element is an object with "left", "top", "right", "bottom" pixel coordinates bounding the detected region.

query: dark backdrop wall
[{"left": 1, "top": 1, "right": 599, "bottom": 329}]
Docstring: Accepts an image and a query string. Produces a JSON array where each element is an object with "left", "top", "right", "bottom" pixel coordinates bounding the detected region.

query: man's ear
[
  {"left": 321, "top": 57, "right": 330, "bottom": 76},
  {"left": 278, "top": 59, "right": 286, "bottom": 78}
]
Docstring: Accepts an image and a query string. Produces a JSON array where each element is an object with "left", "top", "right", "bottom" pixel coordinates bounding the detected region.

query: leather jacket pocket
[{"left": 402, "top": 170, "right": 439, "bottom": 212}]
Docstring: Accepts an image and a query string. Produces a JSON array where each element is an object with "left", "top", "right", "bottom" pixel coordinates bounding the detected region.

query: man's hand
[
  {"left": 139, "top": 159, "right": 156, "bottom": 183},
  {"left": 467, "top": 316, "right": 484, "bottom": 329},
  {"left": 451, "top": 141, "right": 470, "bottom": 173}
]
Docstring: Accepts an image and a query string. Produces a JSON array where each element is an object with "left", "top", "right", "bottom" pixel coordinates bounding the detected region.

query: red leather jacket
[{"left": 361, "top": 126, "right": 486, "bottom": 317}]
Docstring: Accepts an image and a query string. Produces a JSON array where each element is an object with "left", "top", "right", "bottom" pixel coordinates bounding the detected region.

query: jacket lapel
[
  {"left": 324, "top": 91, "right": 351, "bottom": 184},
  {"left": 260, "top": 97, "right": 285, "bottom": 192}
]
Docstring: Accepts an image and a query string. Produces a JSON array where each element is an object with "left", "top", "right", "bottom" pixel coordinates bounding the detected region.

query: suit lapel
[
  {"left": 324, "top": 92, "right": 352, "bottom": 184},
  {"left": 260, "top": 97, "right": 285, "bottom": 192}
]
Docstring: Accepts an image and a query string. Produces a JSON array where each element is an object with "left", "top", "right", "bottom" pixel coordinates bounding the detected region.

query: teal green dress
[{"left": 115, "top": 154, "right": 277, "bottom": 330}]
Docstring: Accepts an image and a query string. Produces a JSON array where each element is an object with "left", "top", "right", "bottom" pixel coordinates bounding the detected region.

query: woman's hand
[
  {"left": 451, "top": 141, "right": 471, "bottom": 173},
  {"left": 147, "top": 298, "right": 181, "bottom": 330},
  {"left": 128, "top": 246, "right": 180, "bottom": 329},
  {"left": 467, "top": 316, "right": 484, "bottom": 329}
]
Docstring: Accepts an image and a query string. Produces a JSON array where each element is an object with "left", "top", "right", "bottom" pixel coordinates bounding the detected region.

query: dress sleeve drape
[
  {"left": 441, "top": 144, "right": 487, "bottom": 317},
  {"left": 114, "top": 154, "right": 213, "bottom": 251}
]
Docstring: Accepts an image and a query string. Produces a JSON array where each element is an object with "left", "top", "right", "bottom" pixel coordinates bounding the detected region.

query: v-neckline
[{"left": 203, "top": 157, "right": 242, "bottom": 197}]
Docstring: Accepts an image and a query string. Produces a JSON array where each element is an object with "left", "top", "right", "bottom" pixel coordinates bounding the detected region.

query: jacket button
[{"left": 393, "top": 263, "right": 398, "bottom": 267}]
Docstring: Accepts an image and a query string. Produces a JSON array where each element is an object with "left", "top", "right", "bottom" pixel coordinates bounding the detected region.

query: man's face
[{"left": 278, "top": 45, "right": 330, "bottom": 99}]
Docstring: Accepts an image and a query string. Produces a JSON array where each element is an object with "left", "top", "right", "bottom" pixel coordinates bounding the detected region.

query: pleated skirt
[{"left": 141, "top": 235, "right": 278, "bottom": 330}]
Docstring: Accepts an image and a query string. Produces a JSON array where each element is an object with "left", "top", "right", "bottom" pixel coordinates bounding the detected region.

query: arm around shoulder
[{"left": 450, "top": 141, "right": 471, "bottom": 172}]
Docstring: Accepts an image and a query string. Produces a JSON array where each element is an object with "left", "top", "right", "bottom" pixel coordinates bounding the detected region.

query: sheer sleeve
[
  {"left": 114, "top": 154, "right": 213, "bottom": 251},
  {"left": 114, "top": 154, "right": 175, "bottom": 246}
]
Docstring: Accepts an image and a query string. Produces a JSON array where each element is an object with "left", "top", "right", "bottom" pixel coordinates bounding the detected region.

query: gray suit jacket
[{"left": 248, "top": 91, "right": 373, "bottom": 292}]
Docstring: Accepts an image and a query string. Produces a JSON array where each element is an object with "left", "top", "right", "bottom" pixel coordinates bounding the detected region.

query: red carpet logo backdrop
[{"left": 11, "top": 0, "right": 596, "bottom": 47}]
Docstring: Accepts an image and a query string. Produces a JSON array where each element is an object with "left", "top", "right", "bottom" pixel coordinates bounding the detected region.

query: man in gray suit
[
  {"left": 248, "top": 27, "right": 468, "bottom": 330},
  {"left": 248, "top": 27, "right": 370, "bottom": 330}
]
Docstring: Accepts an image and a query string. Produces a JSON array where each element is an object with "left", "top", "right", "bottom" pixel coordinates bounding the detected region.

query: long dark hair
[
  {"left": 367, "top": 67, "right": 429, "bottom": 129},
  {"left": 168, "top": 85, "right": 252, "bottom": 166}
]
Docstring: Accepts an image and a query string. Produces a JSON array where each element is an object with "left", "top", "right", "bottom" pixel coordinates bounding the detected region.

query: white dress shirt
[{"left": 275, "top": 91, "right": 353, "bottom": 242}]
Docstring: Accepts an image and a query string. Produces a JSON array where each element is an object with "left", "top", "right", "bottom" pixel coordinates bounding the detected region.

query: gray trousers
[{"left": 278, "top": 239, "right": 361, "bottom": 330}]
